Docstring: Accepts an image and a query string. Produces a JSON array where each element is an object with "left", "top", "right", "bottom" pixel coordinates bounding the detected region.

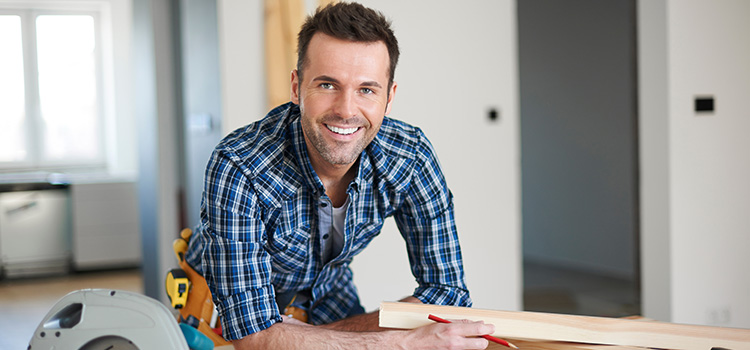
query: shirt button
[
  {"left": 320, "top": 202, "right": 328, "bottom": 208},
  {"left": 323, "top": 234, "right": 329, "bottom": 239}
]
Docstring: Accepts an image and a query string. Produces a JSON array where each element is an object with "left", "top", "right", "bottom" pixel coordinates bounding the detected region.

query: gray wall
[
  {"left": 133, "top": 0, "right": 183, "bottom": 301},
  {"left": 519, "top": 0, "right": 639, "bottom": 279},
  {"left": 135, "top": 0, "right": 224, "bottom": 300},
  {"left": 179, "top": 0, "right": 223, "bottom": 228}
]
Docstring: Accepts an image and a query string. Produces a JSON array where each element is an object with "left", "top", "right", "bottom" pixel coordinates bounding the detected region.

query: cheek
[
  {"left": 365, "top": 114, "right": 385, "bottom": 132},
  {"left": 301, "top": 93, "right": 334, "bottom": 114},
  {"left": 364, "top": 101, "right": 387, "bottom": 126}
]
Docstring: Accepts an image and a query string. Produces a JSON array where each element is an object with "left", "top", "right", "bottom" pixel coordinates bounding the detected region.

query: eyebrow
[{"left": 312, "top": 75, "right": 383, "bottom": 89}]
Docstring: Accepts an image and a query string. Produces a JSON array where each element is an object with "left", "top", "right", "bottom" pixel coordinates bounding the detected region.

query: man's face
[{"left": 292, "top": 33, "right": 396, "bottom": 168}]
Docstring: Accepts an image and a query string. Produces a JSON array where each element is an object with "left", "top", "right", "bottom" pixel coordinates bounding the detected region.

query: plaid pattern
[{"left": 185, "top": 103, "right": 471, "bottom": 340}]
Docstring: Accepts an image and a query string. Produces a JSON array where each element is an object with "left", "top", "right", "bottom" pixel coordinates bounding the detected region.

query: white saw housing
[{"left": 28, "top": 289, "right": 189, "bottom": 350}]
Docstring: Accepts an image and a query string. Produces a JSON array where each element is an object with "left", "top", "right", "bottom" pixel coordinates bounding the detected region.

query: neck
[
  {"left": 308, "top": 154, "right": 358, "bottom": 208},
  {"left": 320, "top": 164, "right": 358, "bottom": 208}
]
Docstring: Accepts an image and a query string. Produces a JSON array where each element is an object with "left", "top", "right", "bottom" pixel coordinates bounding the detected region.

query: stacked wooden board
[{"left": 379, "top": 302, "right": 750, "bottom": 350}]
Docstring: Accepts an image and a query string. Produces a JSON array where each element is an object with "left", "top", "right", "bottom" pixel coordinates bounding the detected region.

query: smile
[{"left": 326, "top": 124, "right": 359, "bottom": 135}]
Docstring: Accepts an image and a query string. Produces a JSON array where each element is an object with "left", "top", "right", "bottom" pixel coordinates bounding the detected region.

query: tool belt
[
  {"left": 166, "top": 228, "right": 232, "bottom": 347},
  {"left": 275, "top": 289, "right": 310, "bottom": 323},
  {"left": 166, "top": 228, "right": 310, "bottom": 347}
]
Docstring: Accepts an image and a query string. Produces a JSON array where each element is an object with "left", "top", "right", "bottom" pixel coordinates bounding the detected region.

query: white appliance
[
  {"left": 70, "top": 181, "right": 141, "bottom": 270},
  {"left": 0, "top": 185, "right": 71, "bottom": 277}
]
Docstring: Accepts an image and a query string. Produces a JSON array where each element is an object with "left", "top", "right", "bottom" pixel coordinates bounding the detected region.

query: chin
[{"left": 324, "top": 155, "right": 359, "bottom": 166}]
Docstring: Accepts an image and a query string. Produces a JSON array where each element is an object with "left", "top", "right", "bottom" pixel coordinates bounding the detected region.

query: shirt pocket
[
  {"left": 267, "top": 224, "right": 311, "bottom": 274},
  {"left": 348, "top": 221, "right": 384, "bottom": 256}
]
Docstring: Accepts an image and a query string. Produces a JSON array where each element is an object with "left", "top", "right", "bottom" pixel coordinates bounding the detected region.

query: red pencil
[{"left": 428, "top": 314, "right": 519, "bottom": 349}]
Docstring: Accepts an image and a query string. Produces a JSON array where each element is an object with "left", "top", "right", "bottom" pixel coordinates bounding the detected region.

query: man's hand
[{"left": 400, "top": 319, "right": 496, "bottom": 350}]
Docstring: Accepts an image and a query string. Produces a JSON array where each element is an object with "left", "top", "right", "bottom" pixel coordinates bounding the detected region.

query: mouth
[{"left": 325, "top": 124, "right": 360, "bottom": 136}]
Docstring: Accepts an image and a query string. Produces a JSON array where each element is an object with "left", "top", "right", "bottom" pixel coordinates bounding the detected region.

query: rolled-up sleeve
[
  {"left": 200, "top": 150, "right": 282, "bottom": 340},
  {"left": 393, "top": 134, "right": 472, "bottom": 307}
]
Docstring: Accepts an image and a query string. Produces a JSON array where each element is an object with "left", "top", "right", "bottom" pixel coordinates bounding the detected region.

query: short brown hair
[{"left": 297, "top": 2, "right": 400, "bottom": 88}]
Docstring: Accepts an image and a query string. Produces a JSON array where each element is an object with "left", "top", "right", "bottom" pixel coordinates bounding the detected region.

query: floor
[
  {"left": 523, "top": 261, "right": 640, "bottom": 318},
  {"left": 0, "top": 268, "right": 143, "bottom": 350}
]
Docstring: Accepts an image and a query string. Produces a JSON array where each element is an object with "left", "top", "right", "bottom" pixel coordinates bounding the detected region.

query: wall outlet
[{"left": 706, "top": 306, "right": 731, "bottom": 325}]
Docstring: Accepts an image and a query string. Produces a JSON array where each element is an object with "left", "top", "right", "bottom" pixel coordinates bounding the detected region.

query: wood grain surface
[
  {"left": 379, "top": 301, "right": 750, "bottom": 350},
  {"left": 215, "top": 338, "right": 648, "bottom": 350},
  {"left": 490, "top": 338, "right": 648, "bottom": 350}
]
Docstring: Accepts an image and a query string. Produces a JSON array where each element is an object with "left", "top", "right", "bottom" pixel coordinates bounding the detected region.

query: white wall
[
  {"left": 355, "top": 0, "right": 521, "bottom": 312},
  {"left": 217, "top": 0, "right": 266, "bottom": 134},
  {"left": 639, "top": 0, "right": 750, "bottom": 327},
  {"left": 217, "top": 0, "right": 522, "bottom": 312},
  {"left": 638, "top": 0, "right": 672, "bottom": 324}
]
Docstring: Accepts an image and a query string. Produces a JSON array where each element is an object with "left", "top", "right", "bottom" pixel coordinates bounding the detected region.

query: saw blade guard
[{"left": 28, "top": 289, "right": 190, "bottom": 350}]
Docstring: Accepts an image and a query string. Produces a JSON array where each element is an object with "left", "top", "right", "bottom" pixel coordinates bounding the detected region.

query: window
[
  {"left": 0, "top": 9, "right": 106, "bottom": 170},
  {"left": 0, "top": 15, "right": 26, "bottom": 162}
]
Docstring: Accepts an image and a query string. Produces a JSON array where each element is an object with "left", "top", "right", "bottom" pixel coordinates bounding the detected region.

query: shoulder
[
  {"left": 365, "top": 117, "right": 441, "bottom": 192},
  {"left": 205, "top": 103, "right": 302, "bottom": 206},
  {"left": 213, "top": 103, "right": 296, "bottom": 176},
  {"left": 375, "top": 116, "right": 432, "bottom": 160}
]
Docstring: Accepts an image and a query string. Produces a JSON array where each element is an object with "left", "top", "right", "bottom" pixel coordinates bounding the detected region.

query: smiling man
[{"left": 185, "top": 2, "right": 493, "bottom": 349}]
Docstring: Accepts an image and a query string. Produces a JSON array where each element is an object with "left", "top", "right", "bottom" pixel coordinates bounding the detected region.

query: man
[{"left": 185, "top": 2, "right": 495, "bottom": 349}]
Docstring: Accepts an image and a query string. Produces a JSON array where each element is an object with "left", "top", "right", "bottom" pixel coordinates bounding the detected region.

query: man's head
[
  {"left": 291, "top": 3, "right": 399, "bottom": 170},
  {"left": 296, "top": 2, "right": 399, "bottom": 90}
]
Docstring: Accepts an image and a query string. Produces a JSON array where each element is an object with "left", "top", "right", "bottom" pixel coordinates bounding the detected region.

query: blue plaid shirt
[{"left": 185, "top": 102, "right": 471, "bottom": 340}]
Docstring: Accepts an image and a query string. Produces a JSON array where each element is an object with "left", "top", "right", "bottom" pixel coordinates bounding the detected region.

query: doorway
[{"left": 518, "top": 0, "right": 640, "bottom": 317}]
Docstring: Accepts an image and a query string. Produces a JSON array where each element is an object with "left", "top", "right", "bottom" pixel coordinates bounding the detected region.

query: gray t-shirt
[{"left": 318, "top": 195, "right": 349, "bottom": 264}]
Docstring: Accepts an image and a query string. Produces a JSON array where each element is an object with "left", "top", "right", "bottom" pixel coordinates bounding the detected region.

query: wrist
[{"left": 379, "top": 330, "right": 409, "bottom": 350}]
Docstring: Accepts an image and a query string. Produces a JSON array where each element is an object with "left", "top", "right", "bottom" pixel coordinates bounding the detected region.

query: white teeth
[{"left": 326, "top": 125, "right": 358, "bottom": 135}]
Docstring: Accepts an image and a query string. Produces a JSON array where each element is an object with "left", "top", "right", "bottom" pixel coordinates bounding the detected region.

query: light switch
[{"left": 695, "top": 96, "right": 715, "bottom": 114}]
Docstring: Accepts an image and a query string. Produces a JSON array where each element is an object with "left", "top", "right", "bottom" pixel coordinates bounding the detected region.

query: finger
[
  {"left": 449, "top": 318, "right": 483, "bottom": 324},
  {"left": 451, "top": 321, "right": 496, "bottom": 337},
  {"left": 467, "top": 337, "right": 490, "bottom": 350}
]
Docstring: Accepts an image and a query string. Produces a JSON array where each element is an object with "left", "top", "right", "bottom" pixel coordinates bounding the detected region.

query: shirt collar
[{"left": 287, "top": 104, "right": 325, "bottom": 196}]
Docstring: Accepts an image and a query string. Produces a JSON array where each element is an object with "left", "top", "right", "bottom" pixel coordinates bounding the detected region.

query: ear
[
  {"left": 291, "top": 69, "right": 301, "bottom": 105},
  {"left": 384, "top": 81, "right": 398, "bottom": 116}
]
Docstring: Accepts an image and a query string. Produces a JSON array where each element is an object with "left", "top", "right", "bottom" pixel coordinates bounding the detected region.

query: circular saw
[{"left": 28, "top": 289, "right": 190, "bottom": 350}]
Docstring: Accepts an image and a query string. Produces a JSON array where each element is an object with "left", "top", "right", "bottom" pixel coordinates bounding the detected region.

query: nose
[{"left": 332, "top": 90, "right": 357, "bottom": 119}]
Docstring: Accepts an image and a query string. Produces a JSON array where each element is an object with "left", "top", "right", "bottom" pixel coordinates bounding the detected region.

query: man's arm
[
  {"left": 232, "top": 296, "right": 495, "bottom": 350},
  {"left": 232, "top": 318, "right": 495, "bottom": 350},
  {"left": 394, "top": 131, "right": 472, "bottom": 307},
  {"left": 321, "top": 296, "right": 422, "bottom": 332}
]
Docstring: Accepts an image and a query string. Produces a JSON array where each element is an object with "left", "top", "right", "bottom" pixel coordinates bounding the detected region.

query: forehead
[{"left": 303, "top": 33, "right": 390, "bottom": 83}]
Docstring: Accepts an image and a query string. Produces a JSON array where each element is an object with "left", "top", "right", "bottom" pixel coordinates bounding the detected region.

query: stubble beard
[{"left": 301, "top": 114, "right": 373, "bottom": 166}]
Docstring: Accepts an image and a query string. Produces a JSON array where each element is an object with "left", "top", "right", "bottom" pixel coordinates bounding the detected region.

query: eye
[
  {"left": 360, "top": 87, "right": 374, "bottom": 94},
  {"left": 319, "top": 82, "right": 334, "bottom": 89}
]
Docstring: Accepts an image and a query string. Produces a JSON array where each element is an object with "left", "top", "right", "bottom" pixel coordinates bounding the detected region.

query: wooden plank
[
  {"left": 211, "top": 334, "right": 645, "bottom": 349},
  {"left": 318, "top": 0, "right": 337, "bottom": 7},
  {"left": 213, "top": 338, "right": 644, "bottom": 349},
  {"left": 210, "top": 332, "right": 644, "bottom": 349},
  {"left": 491, "top": 339, "right": 648, "bottom": 350},
  {"left": 379, "top": 302, "right": 750, "bottom": 350},
  {"left": 264, "top": 0, "right": 305, "bottom": 110}
]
